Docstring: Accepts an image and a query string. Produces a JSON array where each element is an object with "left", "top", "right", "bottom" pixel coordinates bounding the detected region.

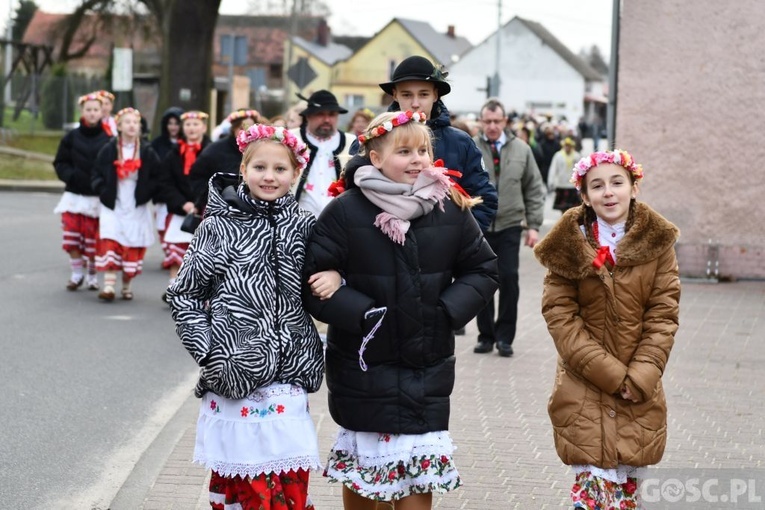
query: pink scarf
[{"left": 354, "top": 165, "right": 452, "bottom": 244}]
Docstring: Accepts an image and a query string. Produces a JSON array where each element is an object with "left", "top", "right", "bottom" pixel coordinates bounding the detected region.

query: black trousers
[{"left": 477, "top": 226, "right": 521, "bottom": 346}]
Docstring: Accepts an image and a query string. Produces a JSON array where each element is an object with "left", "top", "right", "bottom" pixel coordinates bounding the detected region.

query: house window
[
  {"left": 269, "top": 64, "right": 281, "bottom": 79},
  {"left": 345, "top": 94, "right": 364, "bottom": 109},
  {"left": 388, "top": 60, "right": 397, "bottom": 80},
  {"left": 220, "top": 35, "right": 233, "bottom": 64}
]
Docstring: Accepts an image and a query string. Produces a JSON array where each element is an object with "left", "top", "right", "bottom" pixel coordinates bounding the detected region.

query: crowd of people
[{"left": 51, "top": 55, "right": 680, "bottom": 510}]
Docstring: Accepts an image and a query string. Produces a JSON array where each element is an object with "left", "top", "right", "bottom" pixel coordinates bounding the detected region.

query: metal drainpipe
[{"left": 606, "top": 0, "right": 621, "bottom": 149}]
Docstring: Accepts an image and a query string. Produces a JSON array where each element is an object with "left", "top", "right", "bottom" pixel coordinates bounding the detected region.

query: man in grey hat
[{"left": 290, "top": 89, "right": 356, "bottom": 217}]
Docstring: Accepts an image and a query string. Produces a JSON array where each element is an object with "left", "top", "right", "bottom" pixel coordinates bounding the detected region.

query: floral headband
[
  {"left": 115, "top": 107, "right": 140, "bottom": 123},
  {"left": 236, "top": 124, "right": 310, "bottom": 173},
  {"left": 570, "top": 149, "right": 644, "bottom": 191},
  {"left": 357, "top": 111, "right": 427, "bottom": 144},
  {"left": 95, "top": 90, "right": 115, "bottom": 102},
  {"left": 226, "top": 109, "right": 260, "bottom": 124},
  {"left": 181, "top": 111, "right": 209, "bottom": 121},
  {"left": 78, "top": 93, "right": 102, "bottom": 105}
]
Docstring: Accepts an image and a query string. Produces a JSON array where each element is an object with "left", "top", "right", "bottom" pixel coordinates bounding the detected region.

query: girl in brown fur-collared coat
[{"left": 533, "top": 150, "right": 680, "bottom": 509}]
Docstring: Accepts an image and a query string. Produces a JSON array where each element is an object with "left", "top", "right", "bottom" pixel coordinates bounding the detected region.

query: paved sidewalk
[{"left": 111, "top": 209, "right": 765, "bottom": 509}]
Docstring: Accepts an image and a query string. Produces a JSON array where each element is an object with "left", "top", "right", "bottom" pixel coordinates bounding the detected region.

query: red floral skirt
[
  {"left": 571, "top": 470, "right": 639, "bottom": 509},
  {"left": 208, "top": 469, "right": 314, "bottom": 510}
]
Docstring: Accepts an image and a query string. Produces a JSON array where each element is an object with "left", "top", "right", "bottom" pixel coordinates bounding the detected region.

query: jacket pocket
[
  {"left": 630, "top": 384, "right": 667, "bottom": 431},
  {"left": 548, "top": 368, "right": 588, "bottom": 428},
  {"left": 428, "top": 305, "right": 454, "bottom": 361}
]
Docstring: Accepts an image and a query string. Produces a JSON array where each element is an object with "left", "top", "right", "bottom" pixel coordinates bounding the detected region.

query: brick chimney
[
  {"left": 317, "top": 18, "right": 330, "bottom": 47},
  {"left": 447, "top": 25, "right": 455, "bottom": 38}
]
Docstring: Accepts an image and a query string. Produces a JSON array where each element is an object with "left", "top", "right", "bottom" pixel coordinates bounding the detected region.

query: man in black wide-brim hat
[
  {"left": 346, "top": 55, "right": 498, "bottom": 233},
  {"left": 290, "top": 89, "right": 356, "bottom": 217}
]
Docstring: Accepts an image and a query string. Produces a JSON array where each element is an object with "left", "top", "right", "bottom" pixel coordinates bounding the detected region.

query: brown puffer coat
[{"left": 533, "top": 202, "right": 680, "bottom": 468}]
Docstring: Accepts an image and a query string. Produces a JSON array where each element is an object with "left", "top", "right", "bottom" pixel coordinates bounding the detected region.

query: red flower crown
[
  {"left": 357, "top": 110, "right": 427, "bottom": 144},
  {"left": 115, "top": 107, "right": 140, "bottom": 123}
]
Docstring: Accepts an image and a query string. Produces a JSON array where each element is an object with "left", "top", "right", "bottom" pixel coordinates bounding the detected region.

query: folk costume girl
[
  {"left": 149, "top": 106, "right": 184, "bottom": 257},
  {"left": 156, "top": 110, "right": 211, "bottom": 300},
  {"left": 304, "top": 111, "right": 499, "bottom": 509},
  {"left": 92, "top": 108, "right": 161, "bottom": 301},
  {"left": 95, "top": 90, "right": 118, "bottom": 137},
  {"left": 534, "top": 150, "right": 680, "bottom": 509},
  {"left": 167, "top": 124, "right": 336, "bottom": 510},
  {"left": 53, "top": 92, "right": 111, "bottom": 291}
]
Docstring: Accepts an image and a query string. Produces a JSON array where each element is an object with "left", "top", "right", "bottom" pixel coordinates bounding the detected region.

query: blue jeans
[{"left": 476, "top": 226, "right": 521, "bottom": 346}]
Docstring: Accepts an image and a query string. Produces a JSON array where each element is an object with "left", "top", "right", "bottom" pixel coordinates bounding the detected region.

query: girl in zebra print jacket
[{"left": 166, "top": 125, "right": 340, "bottom": 510}]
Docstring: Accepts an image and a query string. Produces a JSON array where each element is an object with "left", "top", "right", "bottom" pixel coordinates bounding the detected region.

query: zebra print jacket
[{"left": 167, "top": 173, "right": 324, "bottom": 399}]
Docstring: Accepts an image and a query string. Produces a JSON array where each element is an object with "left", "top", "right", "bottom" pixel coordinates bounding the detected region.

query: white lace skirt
[
  {"left": 325, "top": 427, "right": 461, "bottom": 501},
  {"left": 194, "top": 383, "right": 322, "bottom": 478},
  {"left": 53, "top": 191, "right": 100, "bottom": 217}
]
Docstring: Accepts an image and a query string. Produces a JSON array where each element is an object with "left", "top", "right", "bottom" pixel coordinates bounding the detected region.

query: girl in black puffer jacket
[
  {"left": 53, "top": 93, "right": 111, "bottom": 291},
  {"left": 304, "top": 111, "right": 499, "bottom": 509}
]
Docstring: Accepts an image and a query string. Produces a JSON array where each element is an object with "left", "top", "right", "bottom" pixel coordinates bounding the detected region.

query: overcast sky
[{"left": 1, "top": 0, "right": 613, "bottom": 58}]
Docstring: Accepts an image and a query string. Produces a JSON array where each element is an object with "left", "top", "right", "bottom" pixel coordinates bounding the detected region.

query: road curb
[{"left": 0, "top": 179, "right": 63, "bottom": 193}]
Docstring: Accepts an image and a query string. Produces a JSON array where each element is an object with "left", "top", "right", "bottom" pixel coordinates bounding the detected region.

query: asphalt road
[{"left": 0, "top": 191, "right": 198, "bottom": 509}]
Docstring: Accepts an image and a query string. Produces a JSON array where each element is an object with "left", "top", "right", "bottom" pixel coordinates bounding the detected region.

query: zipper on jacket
[{"left": 267, "top": 203, "right": 284, "bottom": 374}]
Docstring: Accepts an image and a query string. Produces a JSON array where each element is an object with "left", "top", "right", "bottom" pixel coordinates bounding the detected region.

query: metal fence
[{"left": 0, "top": 73, "right": 111, "bottom": 135}]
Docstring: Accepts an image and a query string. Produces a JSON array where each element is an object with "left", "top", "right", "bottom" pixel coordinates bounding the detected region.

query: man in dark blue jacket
[{"left": 347, "top": 55, "right": 498, "bottom": 232}]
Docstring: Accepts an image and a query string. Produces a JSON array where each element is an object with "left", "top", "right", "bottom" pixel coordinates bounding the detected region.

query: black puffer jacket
[
  {"left": 92, "top": 139, "right": 162, "bottom": 209},
  {"left": 304, "top": 188, "right": 498, "bottom": 434},
  {"left": 189, "top": 135, "right": 242, "bottom": 210},
  {"left": 53, "top": 121, "right": 111, "bottom": 196},
  {"left": 168, "top": 173, "right": 324, "bottom": 399},
  {"left": 156, "top": 137, "right": 212, "bottom": 215}
]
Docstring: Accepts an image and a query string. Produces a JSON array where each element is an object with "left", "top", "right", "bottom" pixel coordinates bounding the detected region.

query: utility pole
[
  {"left": 4, "top": 0, "right": 13, "bottom": 104},
  {"left": 491, "top": 0, "right": 501, "bottom": 97},
  {"left": 606, "top": 0, "right": 620, "bottom": 149},
  {"left": 285, "top": 0, "right": 300, "bottom": 106}
]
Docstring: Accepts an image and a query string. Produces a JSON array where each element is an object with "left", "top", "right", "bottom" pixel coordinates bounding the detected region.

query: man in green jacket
[{"left": 473, "top": 98, "right": 546, "bottom": 357}]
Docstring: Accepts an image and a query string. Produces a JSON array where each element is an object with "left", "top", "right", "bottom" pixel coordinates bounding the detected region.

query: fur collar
[{"left": 534, "top": 202, "right": 679, "bottom": 280}]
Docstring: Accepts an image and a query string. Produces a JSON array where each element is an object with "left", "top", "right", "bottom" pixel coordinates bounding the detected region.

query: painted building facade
[{"left": 617, "top": 0, "right": 765, "bottom": 279}]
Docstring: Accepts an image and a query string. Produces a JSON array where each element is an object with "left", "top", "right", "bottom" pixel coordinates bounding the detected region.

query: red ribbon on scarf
[
  {"left": 178, "top": 140, "right": 202, "bottom": 175},
  {"left": 434, "top": 159, "right": 472, "bottom": 199},
  {"left": 114, "top": 158, "right": 142, "bottom": 180},
  {"left": 102, "top": 119, "right": 113, "bottom": 137}
]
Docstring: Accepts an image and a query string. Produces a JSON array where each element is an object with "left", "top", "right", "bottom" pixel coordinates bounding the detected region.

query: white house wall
[{"left": 448, "top": 20, "right": 586, "bottom": 122}]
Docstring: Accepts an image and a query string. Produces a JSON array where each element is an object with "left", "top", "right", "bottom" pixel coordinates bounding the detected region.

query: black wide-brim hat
[
  {"left": 379, "top": 56, "right": 451, "bottom": 97},
  {"left": 296, "top": 90, "right": 348, "bottom": 117}
]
